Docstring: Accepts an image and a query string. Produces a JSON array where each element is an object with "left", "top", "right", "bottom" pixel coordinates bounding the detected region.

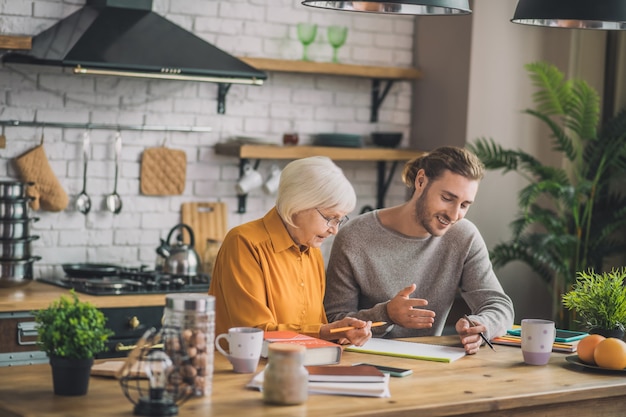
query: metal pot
[
  {"left": 0, "top": 235, "right": 39, "bottom": 260},
  {"left": 156, "top": 223, "right": 201, "bottom": 276},
  {"left": 0, "top": 217, "right": 39, "bottom": 239},
  {"left": 0, "top": 198, "right": 32, "bottom": 219},
  {"left": 0, "top": 181, "right": 34, "bottom": 199},
  {"left": 0, "top": 256, "right": 41, "bottom": 287}
]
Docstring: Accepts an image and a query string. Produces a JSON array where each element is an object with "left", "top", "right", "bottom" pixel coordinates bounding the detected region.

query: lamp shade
[
  {"left": 512, "top": 0, "right": 626, "bottom": 30},
  {"left": 301, "top": 0, "right": 471, "bottom": 15}
]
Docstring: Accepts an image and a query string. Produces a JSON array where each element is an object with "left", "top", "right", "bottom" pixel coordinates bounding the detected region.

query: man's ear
[{"left": 415, "top": 169, "right": 426, "bottom": 189}]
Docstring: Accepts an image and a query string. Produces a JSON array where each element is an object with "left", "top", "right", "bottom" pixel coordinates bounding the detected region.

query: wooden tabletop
[
  {"left": 1, "top": 336, "right": 626, "bottom": 417},
  {"left": 0, "top": 281, "right": 168, "bottom": 312}
]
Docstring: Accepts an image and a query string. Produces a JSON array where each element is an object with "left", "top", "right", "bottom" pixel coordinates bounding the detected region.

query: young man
[{"left": 324, "top": 146, "right": 514, "bottom": 354}]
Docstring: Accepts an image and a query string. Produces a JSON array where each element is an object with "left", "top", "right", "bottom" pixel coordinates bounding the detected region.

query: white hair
[{"left": 276, "top": 156, "right": 356, "bottom": 227}]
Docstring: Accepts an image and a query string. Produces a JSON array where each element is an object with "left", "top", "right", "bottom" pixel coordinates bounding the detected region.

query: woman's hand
[{"left": 321, "top": 317, "right": 373, "bottom": 346}]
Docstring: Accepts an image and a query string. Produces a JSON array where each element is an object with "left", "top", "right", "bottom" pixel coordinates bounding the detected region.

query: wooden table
[{"left": 1, "top": 336, "right": 625, "bottom": 417}]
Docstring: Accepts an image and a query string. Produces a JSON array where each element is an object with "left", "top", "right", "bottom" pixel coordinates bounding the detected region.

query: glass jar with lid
[{"left": 163, "top": 293, "right": 215, "bottom": 397}]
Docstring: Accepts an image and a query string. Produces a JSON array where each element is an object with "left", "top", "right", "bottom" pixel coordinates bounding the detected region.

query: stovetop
[{"left": 39, "top": 267, "right": 210, "bottom": 296}]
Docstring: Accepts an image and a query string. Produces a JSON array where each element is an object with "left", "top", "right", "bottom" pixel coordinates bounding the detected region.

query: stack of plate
[{"left": 313, "top": 133, "right": 363, "bottom": 148}]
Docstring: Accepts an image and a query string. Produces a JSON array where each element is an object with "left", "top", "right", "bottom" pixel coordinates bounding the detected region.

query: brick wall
[{"left": 0, "top": 0, "right": 415, "bottom": 278}]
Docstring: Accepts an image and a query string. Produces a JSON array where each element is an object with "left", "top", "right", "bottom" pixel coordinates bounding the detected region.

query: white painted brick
[
  {"left": 0, "top": 1, "right": 32, "bottom": 15},
  {"left": 196, "top": 17, "right": 241, "bottom": 34},
  {"left": 8, "top": 90, "right": 64, "bottom": 108},
  {"left": 169, "top": 0, "right": 215, "bottom": 17},
  {"left": 219, "top": 2, "right": 266, "bottom": 21}
]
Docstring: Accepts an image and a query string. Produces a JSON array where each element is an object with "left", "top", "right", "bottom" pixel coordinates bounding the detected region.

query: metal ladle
[
  {"left": 106, "top": 131, "right": 123, "bottom": 214},
  {"left": 76, "top": 131, "right": 91, "bottom": 215}
]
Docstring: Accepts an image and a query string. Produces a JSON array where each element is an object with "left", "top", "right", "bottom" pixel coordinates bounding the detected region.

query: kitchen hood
[{"left": 2, "top": 0, "right": 266, "bottom": 111}]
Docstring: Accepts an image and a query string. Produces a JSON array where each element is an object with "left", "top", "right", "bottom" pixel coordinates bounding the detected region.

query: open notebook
[{"left": 345, "top": 338, "right": 466, "bottom": 363}]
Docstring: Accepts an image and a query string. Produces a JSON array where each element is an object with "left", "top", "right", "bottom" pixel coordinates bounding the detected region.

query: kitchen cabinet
[
  {"left": 0, "top": 281, "right": 168, "bottom": 366},
  {"left": 239, "top": 57, "right": 422, "bottom": 123},
  {"left": 215, "top": 143, "right": 424, "bottom": 213}
]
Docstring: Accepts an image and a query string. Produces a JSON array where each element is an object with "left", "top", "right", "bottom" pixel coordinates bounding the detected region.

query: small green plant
[
  {"left": 34, "top": 290, "right": 114, "bottom": 359},
  {"left": 562, "top": 267, "right": 626, "bottom": 332}
]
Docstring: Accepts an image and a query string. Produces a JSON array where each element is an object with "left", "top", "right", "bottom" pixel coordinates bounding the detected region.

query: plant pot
[
  {"left": 589, "top": 328, "right": 625, "bottom": 340},
  {"left": 49, "top": 356, "right": 94, "bottom": 396}
]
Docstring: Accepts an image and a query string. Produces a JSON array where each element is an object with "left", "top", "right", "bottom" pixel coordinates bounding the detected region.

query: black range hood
[{"left": 2, "top": 0, "right": 266, "bottom": 112}]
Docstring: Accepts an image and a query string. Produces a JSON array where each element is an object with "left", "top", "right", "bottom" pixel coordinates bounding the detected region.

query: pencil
[
  {"left": 329, "top": 321, "right": 387, "bottom": 334},
  {"left": 464, "top": 314, "right": 496, "bottom": 351}
]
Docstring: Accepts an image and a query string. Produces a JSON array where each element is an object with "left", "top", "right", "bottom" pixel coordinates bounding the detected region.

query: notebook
[{"left": 345, "top": 338, "right": 466, "bottom": 363}]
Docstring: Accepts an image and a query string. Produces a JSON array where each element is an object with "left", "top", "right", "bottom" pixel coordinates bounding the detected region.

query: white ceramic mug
[
  {"left": 215, "top": 327, "right": 264, "bottom": 373},
  {"left": 263, "top": 165, "right": 281, "bottom": 194},
  {"left": 236, "top": 164, "right": 263, "bottom": 195},
  {"left": 521, "top": 319, "right": 555, "bottom": 365}
]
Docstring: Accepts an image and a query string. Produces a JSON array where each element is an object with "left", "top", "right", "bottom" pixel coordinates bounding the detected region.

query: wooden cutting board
[{"left": 181, "top": 202, "right": 228, "bottom": 265}]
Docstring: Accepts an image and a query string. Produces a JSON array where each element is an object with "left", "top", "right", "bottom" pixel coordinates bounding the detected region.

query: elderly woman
[{"left": 209, "top": 156, "right": 372, "bottom": 346}]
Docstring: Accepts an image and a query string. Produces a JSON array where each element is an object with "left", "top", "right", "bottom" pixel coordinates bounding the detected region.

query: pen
[
  {"left": 464, "top": 314, "right": 496, "bottom": 351},
  {"left": 329, "top": 321, "right": 387, "bottom": 334}
]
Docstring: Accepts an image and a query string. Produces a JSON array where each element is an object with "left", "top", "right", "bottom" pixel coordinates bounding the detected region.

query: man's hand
[
  {"left": 456, "top": 316, "right": 485, "bottom": 354},
  {"left": 385, "top": 284, "right": 435, "bottom": 329}
]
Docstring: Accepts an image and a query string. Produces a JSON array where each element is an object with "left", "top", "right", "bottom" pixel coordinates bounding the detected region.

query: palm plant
[{"left": 468, "top": 61, "right": 626, "bottom": 328}]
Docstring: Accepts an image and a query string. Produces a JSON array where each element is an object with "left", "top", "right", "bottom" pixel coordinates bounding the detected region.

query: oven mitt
[
  {"left": 13, "top": 144, "right": 69, "bottom": 212},
  {"left": 140, "top": 146, "right": 187, "bottom": 195}
]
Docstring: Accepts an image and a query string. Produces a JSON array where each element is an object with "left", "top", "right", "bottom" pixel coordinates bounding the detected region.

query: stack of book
[
  {"left": 262, "top": 331, "right": 343, "bottom": 366},
  {"left": 492, "top": 327, "right": 588, "bottom": 353},
  {"left": 247, "top": 364, "right": 390, "bottom": 398},
  {"left": 491, "top": 335, "right": 579, "bottom": 353}
]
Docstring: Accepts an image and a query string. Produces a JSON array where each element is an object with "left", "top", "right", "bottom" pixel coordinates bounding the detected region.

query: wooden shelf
[
  {"left": 238, "top": 57, "right": 422, "bottom": 80},
  {"left": 239, "top": 57, "right": 422, "bottom": 122},
  {"left": 0, "top": 35, "right": 31, "bottom": 50},
  {"left": 215, "top": 144, "right": 424, "bottom": 213},
  {"left": 215, "top": 143, "right": 424, "bottom": 161}
]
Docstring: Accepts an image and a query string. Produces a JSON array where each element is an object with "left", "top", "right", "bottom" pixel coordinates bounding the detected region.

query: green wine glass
[
  {"left": 327, "top": 25, "right": 348, "bottom": 63},
  {"left": 297, "top": 23, "right": 318, "bottom": 61}
]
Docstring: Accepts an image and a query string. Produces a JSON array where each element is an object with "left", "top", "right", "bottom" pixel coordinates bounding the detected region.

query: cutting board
[{"left": 181, "top": 202, "right": 228, "bottom": 265}]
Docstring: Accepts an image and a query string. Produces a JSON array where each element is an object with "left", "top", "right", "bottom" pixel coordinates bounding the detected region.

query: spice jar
[
  {"left": 163, "top": 293, "right": 215, "bottom": 397},
  {"left": 263, "top": 343, "right": 308, "bottom": 405}
]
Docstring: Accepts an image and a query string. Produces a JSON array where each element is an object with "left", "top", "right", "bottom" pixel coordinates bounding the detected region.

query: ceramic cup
[
  {"left": 263, "top": 165, "right": 282, "bottom": 195},
  {"left": 236, "top": 164, "right": 263, "bottom": 195},
  {"left": 521, "top": 318, "right": 555, "bottom": 365},
  {"left": 215, "top": 327, "right": 264, "bottom": 373}
]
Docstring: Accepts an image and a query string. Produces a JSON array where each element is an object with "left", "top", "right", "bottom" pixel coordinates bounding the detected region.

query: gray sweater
[{"left": 324, "top": 211, "right": 514, "bottom": 340}]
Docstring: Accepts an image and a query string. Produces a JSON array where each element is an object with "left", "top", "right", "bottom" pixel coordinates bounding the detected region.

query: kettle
[{"left": 155, "top": 223, "right": 202, "bottom": 276}]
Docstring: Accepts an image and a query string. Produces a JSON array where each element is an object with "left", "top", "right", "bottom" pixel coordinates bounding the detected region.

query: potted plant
[
  {"left": 562, "top": 268, "right": 626, "bottom": 339},
  {"left": 34, "top": 290, "right": 113, "bottom": 396},
  {"left": 468, "top": 61, "right": 626, "bottom": 328}
]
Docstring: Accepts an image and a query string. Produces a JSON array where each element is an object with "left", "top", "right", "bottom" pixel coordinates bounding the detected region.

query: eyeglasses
[{"left": 315, "top": 208, "right": 349, "bottom": 229}]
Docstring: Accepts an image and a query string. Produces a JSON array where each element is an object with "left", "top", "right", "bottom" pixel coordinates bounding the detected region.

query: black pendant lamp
[
  {"left": 301, "top": 0, "right": 471, "bottom": 15},
  {"left": 512, "top": 0, "right": 626, "bottom": 30}
]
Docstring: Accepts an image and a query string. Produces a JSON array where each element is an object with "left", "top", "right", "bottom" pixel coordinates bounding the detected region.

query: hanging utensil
[
  {"left": 75, "top": 131, "right": 91, "bottom": 215},
  {"left": 106, "top": 131, "right": 123, "bottom": 214}
]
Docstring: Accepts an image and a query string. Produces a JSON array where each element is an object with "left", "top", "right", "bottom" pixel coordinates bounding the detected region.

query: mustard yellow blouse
[{"left": 208, "top": 207, "right": 328, "bottom": 338}]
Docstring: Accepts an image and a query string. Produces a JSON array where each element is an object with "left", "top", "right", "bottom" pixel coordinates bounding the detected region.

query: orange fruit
[
  {"left": 577, "top": 334, "right": 605, "bottom": 365},
  {"left": 594, "top": 338, "right": 626, "bottom": 370}
]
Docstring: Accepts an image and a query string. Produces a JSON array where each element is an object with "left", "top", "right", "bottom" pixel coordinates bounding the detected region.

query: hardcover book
[
  {"left": 262, "top": 331, "right": 342, "bottom": 366},
  {"left": 305, "top": 365, "right": 386, "bottom": 382},
  {"left": 247, "top": 368, "right": 391, "bottom": 398}
]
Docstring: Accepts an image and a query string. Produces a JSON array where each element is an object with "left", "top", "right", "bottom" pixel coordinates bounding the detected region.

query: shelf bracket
[
  {"left": 236, "top": 158, "right": 261, "bottom": 214},
  {"left": 370, "top": 79, "right": 394, "bottom": 123},
  {"left": 217, "top": 83, "right": 232, "bottom": 115},
  {"left": 359, "top": 160, "right": 400, "bottom": 214}
]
